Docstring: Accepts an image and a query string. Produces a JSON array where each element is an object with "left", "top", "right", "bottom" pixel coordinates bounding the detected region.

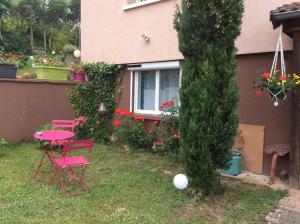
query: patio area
[{"left": 0, "top": 143, "right": 287, "bottom": 223}]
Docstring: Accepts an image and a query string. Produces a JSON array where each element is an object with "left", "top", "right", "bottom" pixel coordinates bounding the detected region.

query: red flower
[
  {"left": 279, "top": 75, "right": 286, "bottom": 81},
  {"left": 254, "top": 88, "right": 264, "bottom": 96},
  {"left": 113, "top": 120, "right": 121, "bottom": 126},
  {"left": 153, "top": 120, "right": 160, "bottom": 125},
  {"left": 160, "top": 101, "right": 175, "bottom": 108},
  {"left": 115, "top": 108, "right": 122, "bottom": 113},
  {"left": 148, "top": 130, "right": 153, "bottom": 134},
  {"left": 133, "top": 116, "right": 145, "bottom": 122},
  {"left": 127, "top": 111, "right": 133, "bottom": 116},
  {"left": 262, "top": 72, "right": 270, "bottom": 79},
  {"left": 119, "top": 111, "right": 127, "bottom": 116}
]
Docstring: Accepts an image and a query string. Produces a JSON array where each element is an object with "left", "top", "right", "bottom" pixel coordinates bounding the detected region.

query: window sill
[
  {"left": 123, "top": 0, "right": 166, "bottom": 11},
  {"left": 133, "top": 112, "right": 163, "bottom": 120}
]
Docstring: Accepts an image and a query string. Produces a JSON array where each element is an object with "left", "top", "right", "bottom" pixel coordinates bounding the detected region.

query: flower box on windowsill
[{"left": 34, "top": 66, "right": 71, "bottom": 81}]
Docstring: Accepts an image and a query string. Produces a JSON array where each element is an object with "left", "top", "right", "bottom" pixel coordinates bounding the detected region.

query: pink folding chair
[
  {"left": 51, "top": 139, "right": 95, "bottom": 196},
  {"left": 51, "top": 120, "right": 76, "bottom": 147},
  {"left": 51, "top": 120, "right": 76, "bottom": 132}
]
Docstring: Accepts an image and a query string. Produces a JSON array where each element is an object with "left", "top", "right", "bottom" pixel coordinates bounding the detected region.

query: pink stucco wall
[{"left": 81, "top": 0, "right": 294, "bottom": 64}]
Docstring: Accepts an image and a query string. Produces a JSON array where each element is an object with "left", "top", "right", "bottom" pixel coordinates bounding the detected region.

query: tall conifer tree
[{"left": 174, "top": 0, "right": 244, "bottom": 194}]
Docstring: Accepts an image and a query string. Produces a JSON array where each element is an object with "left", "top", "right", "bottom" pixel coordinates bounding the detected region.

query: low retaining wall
[{"left": 0, "top": 79, "right": 75, "bottom": 142}]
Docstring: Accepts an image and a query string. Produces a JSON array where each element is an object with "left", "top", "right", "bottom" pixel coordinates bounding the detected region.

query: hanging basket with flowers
[{"left": 253, "top": 26, "right": 300, "bottom": 106}]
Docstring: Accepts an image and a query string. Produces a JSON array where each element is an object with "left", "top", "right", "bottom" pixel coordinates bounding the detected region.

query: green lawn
[{"left": 0, "top": 143, "right": 287, "bottom": 224}]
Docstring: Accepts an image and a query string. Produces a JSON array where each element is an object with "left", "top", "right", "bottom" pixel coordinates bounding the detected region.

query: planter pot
[
  {"left": 222, "top": 148, "right": 243, "bottom": 176},
  {"left": 34, "top": 66, "right": 70, "bottom": 81},
  {"left": 268, "top": 88, "right": 287, "bottom": 101},
  {"left": 72, "top": 71, "right": 85, "bottom": 82},
  {"left": 0, "top": 63, "right": 17, "bottom": 78}
]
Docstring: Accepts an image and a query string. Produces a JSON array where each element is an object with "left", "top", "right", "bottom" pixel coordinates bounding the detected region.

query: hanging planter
[
  {"left": 268, "top": 87, "right": 287, "bottom": 101},
  {"left": 252, "top": 26, "right": 300, "bottom": 106}
]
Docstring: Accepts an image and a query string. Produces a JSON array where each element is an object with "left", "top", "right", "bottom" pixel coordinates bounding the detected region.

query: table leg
[{"left": 32, "top": 150, "right": 47, "bottom": 179}]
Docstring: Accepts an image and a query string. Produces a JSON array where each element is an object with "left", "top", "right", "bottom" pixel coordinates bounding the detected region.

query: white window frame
[
  {"left": 129, "top": 61, "right": 180, "bottom": 115},
  {"left": 130, "top": 61, "right": 180, "bottom": 115}
]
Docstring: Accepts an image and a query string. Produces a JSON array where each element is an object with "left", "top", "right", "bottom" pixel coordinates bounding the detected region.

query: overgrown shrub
[
  {"left": 113, "top": 108, "right": 155, "bottom": 149},
  {"left": 174, "top": 0, "right": 244, "bottom": 194},
  {"left": 74, "top": 115, "right": 110, "bottom": 143}
]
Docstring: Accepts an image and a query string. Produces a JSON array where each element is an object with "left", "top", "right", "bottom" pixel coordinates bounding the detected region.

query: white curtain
[
  {"left": 138, "top": 71, "right": 156, "bottom": 110},
  {"left": 159, "top": 69, "right": 179, "bottom": 107}
]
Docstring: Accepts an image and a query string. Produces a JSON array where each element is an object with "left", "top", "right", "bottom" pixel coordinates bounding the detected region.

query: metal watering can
[{"left": 222, "top": 148, "right": 244, "bottom": 176}]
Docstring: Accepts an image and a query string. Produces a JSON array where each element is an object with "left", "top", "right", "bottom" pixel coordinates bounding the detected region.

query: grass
[{"left": 0, "top": 143, "right": 287, "bottom": 224}]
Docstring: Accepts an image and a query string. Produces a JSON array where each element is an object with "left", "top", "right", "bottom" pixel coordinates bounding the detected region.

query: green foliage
[
  {"left": 68, "top": 62, "right": 123, "bottom": 143},
  {"left": 39, "top": 123, "right": 52, "bottom": 131},
  {"left": 0, "top": 136, "right": 7, "bottom": 146},
  {"left": 63, "top": 44, "right": 77, "bottom": 55},
  {"left": 175, "top": 0, "right": 244, "bottom": 195},
  {"left": 0, "top": 0, "right": 80, "bottom": 54},
  {"left": 116, "top": 120, "right": 154, "bottom": 150},
  {"left": 74, "top": 115, "right": 110, "bottom": 143},
  {"left": 156, "top": 102, "right": 180, "bottom": 154},
  {"left": 52, "top": 30, "right": 74, "bottom": 52},
  {"left": 68, "top": 63, "right": 123, "bottom": 118}
]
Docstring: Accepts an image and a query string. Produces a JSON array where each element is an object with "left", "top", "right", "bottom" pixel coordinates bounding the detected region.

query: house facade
[{"left": 81, "top": 0, "right": 296, "bottom": 175}]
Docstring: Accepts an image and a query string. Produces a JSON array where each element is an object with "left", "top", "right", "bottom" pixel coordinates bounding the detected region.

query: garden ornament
[{"left": 173, "top": 174, "right": 188, "bottom": 190}]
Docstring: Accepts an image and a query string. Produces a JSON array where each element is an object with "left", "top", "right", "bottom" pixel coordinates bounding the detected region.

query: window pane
[
  {"left": 137, "top": 71, "right": 156, "bottom": 110},
  {"left": 159, "top": 69, "right": 180, "bottom": 107}
]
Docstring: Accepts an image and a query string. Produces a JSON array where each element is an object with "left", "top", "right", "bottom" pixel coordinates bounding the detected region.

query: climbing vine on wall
[
  {"left": 68, "top": 62, "right": 123, "bottom": 118},
  {"left": 68, "top": 62, "right": 123, "bottom": 142}
]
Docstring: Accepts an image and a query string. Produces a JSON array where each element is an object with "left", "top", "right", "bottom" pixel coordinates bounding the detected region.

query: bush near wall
[{"left": 68, "top": 62, "right": 123, "bottom": 142}]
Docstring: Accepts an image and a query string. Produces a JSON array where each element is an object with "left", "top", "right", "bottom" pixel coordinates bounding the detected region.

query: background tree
[
  {"left": 174, "top": 0, "right": 244, "bottom": 194},
  {"left": 0, "top": 0, "right": 11, "bottom": 42}
]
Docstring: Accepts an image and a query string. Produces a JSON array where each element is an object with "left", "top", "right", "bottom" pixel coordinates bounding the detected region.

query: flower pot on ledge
[
  {"left": 34, "top": 66, "right": 70, "bottom": 81},
  {"left": 72, "top": 71, "right": 86, "bottom": 82}
]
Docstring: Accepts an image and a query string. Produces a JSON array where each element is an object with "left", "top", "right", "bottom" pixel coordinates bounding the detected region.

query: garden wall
[{"left": 0, "top": 79, "right": 75, "bottom": 143}]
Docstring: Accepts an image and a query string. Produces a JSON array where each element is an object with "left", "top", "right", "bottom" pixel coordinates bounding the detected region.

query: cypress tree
[{"left": 174, "top": 0, "right": 244, "bottom": 194}]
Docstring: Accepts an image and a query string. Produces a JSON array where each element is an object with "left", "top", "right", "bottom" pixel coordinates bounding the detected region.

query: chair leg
[
  {"left": 79, "top": 165, "right": 89, "bottom": 191},
  {"left": 32, "top": 150, "right": 47, "bottom": 179},
  {"left": 58, "top": 168, "right": 67, "bottom": 196},
  {"left": 49, "top": 165, "right": 58, "bottom": 185}
]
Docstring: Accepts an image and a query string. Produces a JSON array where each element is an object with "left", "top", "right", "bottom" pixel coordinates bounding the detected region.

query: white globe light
[
  {"left": 73, "top": 50, "right": 81, "bottom": 58},
  {"left": 274, "top": 101, "right": 279, "bottom": 107},
  {"left": 173, "top": 174, "right": 188, "bottom": 190}
]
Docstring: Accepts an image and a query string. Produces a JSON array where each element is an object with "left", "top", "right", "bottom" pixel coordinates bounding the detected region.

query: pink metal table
[{"left": 33, "top": 130, "right": 75, "bottom": 179}]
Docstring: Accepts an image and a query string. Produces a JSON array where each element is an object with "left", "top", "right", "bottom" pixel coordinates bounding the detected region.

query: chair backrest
[
  {"left": 62, "top": 139, "right": 95, "bottom": 154},
  {"left": 51, "top": 120, "right": 76, "bottom": 132}
]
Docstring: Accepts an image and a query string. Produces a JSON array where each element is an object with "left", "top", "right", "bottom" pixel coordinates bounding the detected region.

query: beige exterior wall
[{"left": 81, "top": 0, "right": 294, "bottom": 64}]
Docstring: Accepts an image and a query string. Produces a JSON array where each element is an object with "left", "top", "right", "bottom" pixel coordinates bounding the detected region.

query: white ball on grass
[{"left": 173, "top": 174, "right": 188, "bottom": 190}]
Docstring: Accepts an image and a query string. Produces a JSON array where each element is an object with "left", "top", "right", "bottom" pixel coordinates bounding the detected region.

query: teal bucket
[{"left": 222, "top": 148, "right": 243, "bottom": 176}]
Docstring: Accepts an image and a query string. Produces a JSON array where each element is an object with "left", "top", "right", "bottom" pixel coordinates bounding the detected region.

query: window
[{"left": 134, "top": 69, "right": 180, "bottom": 114}]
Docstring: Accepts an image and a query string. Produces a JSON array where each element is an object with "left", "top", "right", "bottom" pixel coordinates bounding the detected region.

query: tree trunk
[
  {"left": 0, "top": 18, "right": 3, "bottom": 41},
  {"left": 43, "top": 30, "right": 47, "bottom": 53},
  {"left": 49, "top": 35, "right": 52, "bottom": 50},
  {"left": 30, "top": 26, "right": 34, "bottom": 53}
]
